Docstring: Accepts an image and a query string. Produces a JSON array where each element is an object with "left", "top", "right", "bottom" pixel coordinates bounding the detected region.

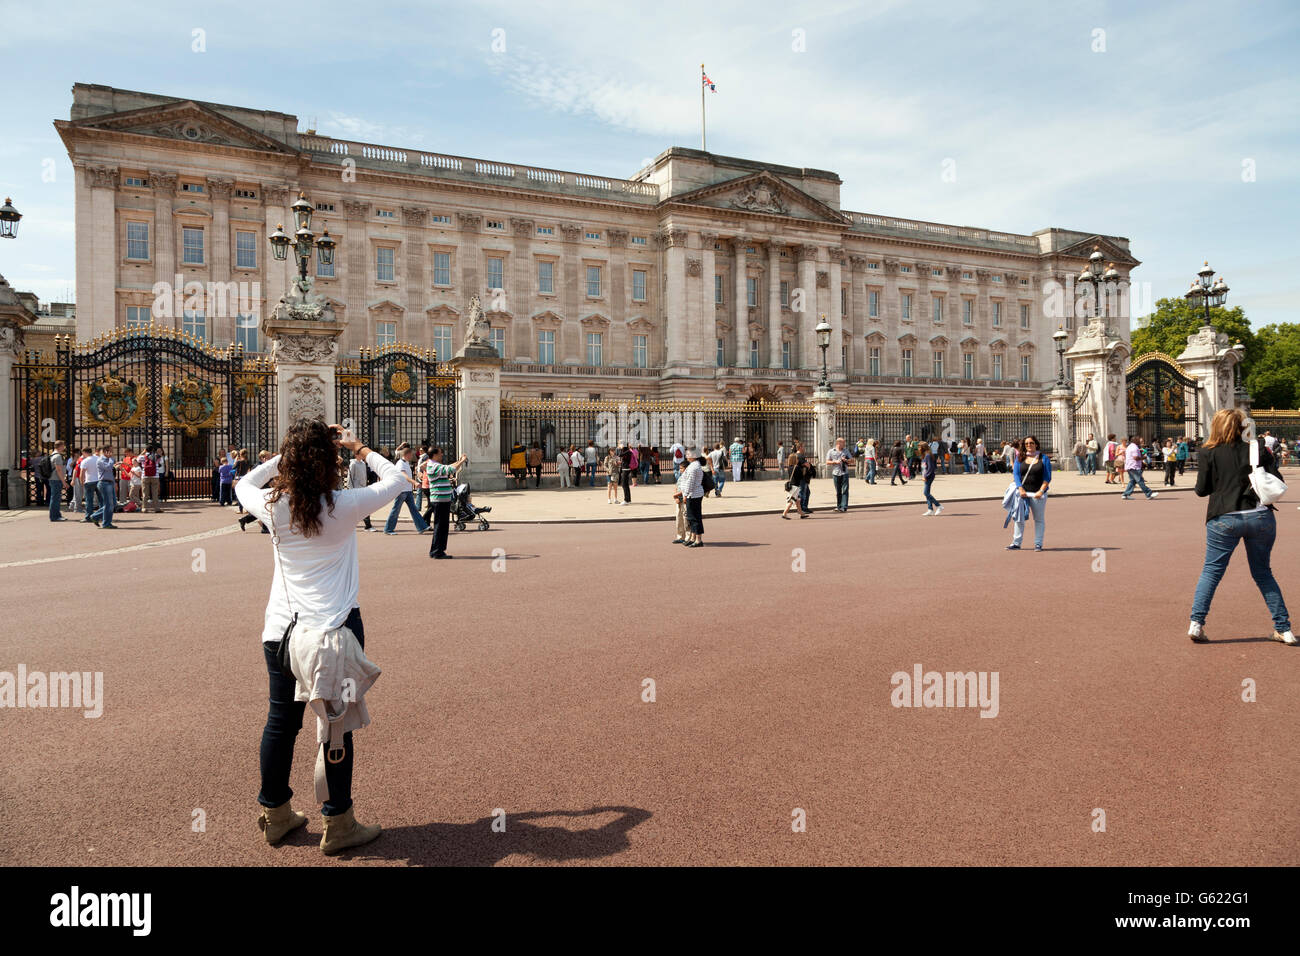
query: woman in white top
[
  {"left": 236, "top": 419, "right": 406, "bottom": 854},
  {"left": 864, "top": 438, "right": 878, "bottom": 484}
]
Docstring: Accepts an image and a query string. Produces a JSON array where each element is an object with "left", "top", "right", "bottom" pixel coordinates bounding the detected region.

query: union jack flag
[{"left": 701, "top": 67, "right": 716, "bottom": 92}]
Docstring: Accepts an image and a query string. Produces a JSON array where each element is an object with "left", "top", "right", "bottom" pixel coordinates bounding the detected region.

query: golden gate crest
[
  {"left": 163, "top": 377, "right": 222, "bottom": 436},
  {"left": 81, "top": 375, "right": 148, "bottom": 435}
]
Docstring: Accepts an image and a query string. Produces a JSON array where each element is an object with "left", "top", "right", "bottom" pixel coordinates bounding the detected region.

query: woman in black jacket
[
  {"left": 1188, "top": 408, "right": 1294, "bottom": 645},
  {"left": 781, "top": 456, "right": 814, "bottom": 519}
]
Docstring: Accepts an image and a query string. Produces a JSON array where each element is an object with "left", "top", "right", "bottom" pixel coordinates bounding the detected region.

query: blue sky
[{"left": 1, "top": 0, "right": 1297, "bottom": 328}]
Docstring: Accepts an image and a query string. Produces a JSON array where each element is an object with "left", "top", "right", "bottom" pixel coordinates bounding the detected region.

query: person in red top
[
  {"left": 119, "top": 449, "right": 135, "bottom": 503},
  {"left": 138, "top": 445, "right": 161, "bottom": 513}
]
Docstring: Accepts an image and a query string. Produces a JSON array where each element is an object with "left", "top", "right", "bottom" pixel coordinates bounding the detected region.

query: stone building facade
[{"left": 57, "top": 83, "right": 1139, "bottom": 403}]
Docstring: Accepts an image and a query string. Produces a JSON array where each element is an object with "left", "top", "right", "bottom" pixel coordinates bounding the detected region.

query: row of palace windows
[{"left": 707, "top": 341, "right": 1035, "bottom": 380}]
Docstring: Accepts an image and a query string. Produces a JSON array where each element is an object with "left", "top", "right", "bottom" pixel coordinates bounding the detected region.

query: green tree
[
  {"left": 1246, "top": 323, "right": 1300, "bottom": 410},
  {"left": 1131, "top": 297, "right": 1260, "bottom": 372}
]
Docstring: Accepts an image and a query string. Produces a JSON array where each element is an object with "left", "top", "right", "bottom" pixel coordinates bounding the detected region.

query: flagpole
[{"left": 700, "top": 63, "right": 707, "bottom": 151}]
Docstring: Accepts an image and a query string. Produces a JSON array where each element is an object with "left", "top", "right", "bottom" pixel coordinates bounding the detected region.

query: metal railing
[{"left": 844, "top": 212, "right": 1040, "bottom": 250}]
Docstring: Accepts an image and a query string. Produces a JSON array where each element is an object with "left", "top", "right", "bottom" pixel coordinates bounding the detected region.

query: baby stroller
[{"left": 452, "top": 482, "right": 491, "bottom": 532}]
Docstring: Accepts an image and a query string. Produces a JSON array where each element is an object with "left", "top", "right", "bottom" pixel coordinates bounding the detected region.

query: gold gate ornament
[
  {"left": 81, "top": 376, "right": 148, "bottom": 436},
  {"left": 163, "top": 377, "right": 223, "bottom": 436}
]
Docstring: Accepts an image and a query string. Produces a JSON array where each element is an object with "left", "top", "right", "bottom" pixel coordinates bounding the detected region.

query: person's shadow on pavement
[{"left": 351, "top": 805, "right": 652, "bottom": 866}]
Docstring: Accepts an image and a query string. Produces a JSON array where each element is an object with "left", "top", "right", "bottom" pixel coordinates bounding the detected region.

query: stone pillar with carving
[
  {"left": 452, "top": 297, "right": 507, "bottom": 490},
  {"left": 847, "top": 255, "right": 866, "bottom": 372},
  {"left": 732, "top": 237, "right": 751, "bottom": 367},
  {"left": 828, "top": 246, "right": 844, "bottom": 376},
  {"left": 662, "top": 228, "right": 688, "bottom": 370},
  {"left": 403, "top": 205, "right": 428, "bottom": 341},
  {"left": 697, "top": 232, "right": 717, "bottom": 368},
  {"left": 509, "top": 218, "right": 534, "bottom": 361},
  {"left": 812, "top": 384, "right": 838, "bottom": 474},
  {"left": 150, "top": 171, "right": 178, "bottom": 323},
  {"left": 1050, "top": 385, "right": 1074, "bottom": 465},
  {"left": 263, "top": 280, "right": 345, "bottom": 442},
  {"left": 0, "top": 277, "right": 36, "bottom": 504},
  {"left": 796, "top": 245, "right": 818, "bottom": 369},
  {"left": 82, "top": 164, "right": 119, "bottom": 339},
  {"left": 1064, "top": 317, "right": 1129, "bottom": 444},
  {"left": 768, "top": 241, "right": 786, "bottom": 368},
  {"left": 559, "top": 223, "right": 582, "bottom": 364},
  {"left": 1177, "top": 324, "right": 1244, "bottom": 437},
  {"left": 207, "top": 178, "right": 234, "bottom": 342}
]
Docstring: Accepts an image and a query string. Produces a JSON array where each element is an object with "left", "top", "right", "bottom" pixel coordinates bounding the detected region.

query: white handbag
[{"left": 1249, "top": 440, "right": 1287, "bottom": 505}]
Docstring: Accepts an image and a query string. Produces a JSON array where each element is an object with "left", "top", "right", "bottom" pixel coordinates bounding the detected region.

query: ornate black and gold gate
[
  {"left": 334, "top": 344, "right": 456, "bottom": 455},
  {"left": 1126, "top": 352, "right": 1200, "bottom": 444},
  {"left": 11, "top": 327, "right": 277, "bottom": 503}
]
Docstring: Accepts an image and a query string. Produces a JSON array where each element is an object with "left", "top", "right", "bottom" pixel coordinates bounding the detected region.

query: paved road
[{"left": 1, "top": 490, "right": 1296, "bottom": 865}]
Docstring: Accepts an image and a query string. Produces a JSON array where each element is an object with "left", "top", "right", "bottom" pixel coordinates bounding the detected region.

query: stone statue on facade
[{"left": 465, "top": 293, "right": 491, "bottom": 348}]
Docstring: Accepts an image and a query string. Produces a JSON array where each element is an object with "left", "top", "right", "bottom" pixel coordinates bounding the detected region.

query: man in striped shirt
[{"left": 423, "top": 446, "right": 468, "bottom": 559}]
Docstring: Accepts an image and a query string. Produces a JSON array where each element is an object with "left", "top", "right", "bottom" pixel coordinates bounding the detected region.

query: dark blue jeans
[
  {"left": 259, "top": 606, "right": 365, "bottom": 816},
  {"left": 923, "top": 477, "right": 940, "bottom": 510},
  {"left": 90, "top": 479, "right": 117, "bottom": 527},
  {"left": 48, "top": 479, "right": 63, "bottom": 519},
  {"left": 1191, "top": 511, "right": 1291, "bottom": 631},
  {"left": 833, "top": 473, "right": 849, "bottom": 510},
  {"left": 1123, "top": 469, "right": 1154, "bottom": 498}
]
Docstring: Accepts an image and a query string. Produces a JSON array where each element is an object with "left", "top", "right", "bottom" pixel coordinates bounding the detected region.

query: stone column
[
  {"left": 732, "top": 236, "right": 751, "bottom": 368},
  {"left": 510, "top": 218, "right": 534, "bottom": 361},
  {"left": 698, "top": 232, "right": 718, "bottom": 369},
  {"left": 848, "top": 255, "right": 866, "bottom": 372},
  {"left": 797, "top": 244, "right": 818, "bottom": 368},
  {"left": 451, "top": 340, "right": 507, "bottom": 490},
  {"left": 662, "top": 228, "right": 688, "bottom": 369},
  {"left": 607, "top": 228, "right": 629, "bottom": 361},
  {"left": 149, "top": 170, "right": 178, "bottom": 325},
  {"left": 560, "top": 223, "right": 582, "bottom": 364},
  {"left": 403, "top": 205, "right": 428, "bottom": 344},
  {"left": 1050, "top": 385, "right": 1074, "bottom": 464},
  {"left": 768, "top": 241, "right": 785, "bottom": 367},
  {"left": 828, "top": 246, "right": 844, "bottom": 375},
  {"left": 1065, "top": 318, "right": 1129, "bottom": 444},
  {"left": 207, "top": 178, "right": 234, "bottom": 343},
  {"left": 1177, "top": 324, "right": 1244, "bottom": 437},
  {"left": 86, "top": 164, "right": 119, "bottom": 338},
  {"left": 0, "top": 281, "right": 36, "bottom": 504},
  {"left": 812, "top": 384, "right": 838, "bottom": 473}
]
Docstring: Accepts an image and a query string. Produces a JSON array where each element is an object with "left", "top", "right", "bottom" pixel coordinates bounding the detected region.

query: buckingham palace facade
[{"left": 57, "top": 83, "right": 1139, "bottom": 403}]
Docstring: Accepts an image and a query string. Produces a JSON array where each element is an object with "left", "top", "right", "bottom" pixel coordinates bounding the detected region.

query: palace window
[
  {"left": 124, "top": 176, "right": 148, "bottom": 188},
  {"left": 585, "top": 331, "right": 603, "bottom": 366},
  {"left": 963, "top": 352, "right": 974, "bottom": 379},
  {"left": 631, "top": 236, "right": 647, "bottom": 246},
  {"left": 181, "top": 182, "right": 204, "bottom": 193},
  {"left": 842, "top": 343, "right": 848, "bottom": 368},
  {"left": 431, "top": 215, "right": 451, "bottom": 225},
  {"left": 487, "top": 257, "right": 504, "bottom": 290},
  {"left": 182, "top": 310, "right": 207, "bottom": 342},
  {"left": 633, "top": 334, "right": 648, "bottom": 368},
  {"left": 963, "top": 271, "right": 973, "bottom": 279},
  {"left": 962, "top": 299, "right": 973, "bottom": 325},
  {"left": 377, "top": 321, "right": 396, "bottom": 348},
  {"left": 488, "top": 328, "right": 504, "bottom": 357},
  {"left": 538, "top": 260, "right": 554, "bottom": 294},
  {"left": 433, "top": 325, "right": 452, "bottom": 360},
  {"left": 841, "top": 287, "right": 848, "bottom": 314},
  {"left": 235, "top": 313, "right": 259, "bottom": 353},
  {"left": 992, "top": 354, "right": 1003, "bottom": 380},
  {"left": 902, "top": 348, "right": 914, "bottom": 378},
  {"left": 992, "top": 274, "right": 1003, "bottom": 283},
  {"left": 630, "top": 269, "right": 647, "bottom": 302},
  {"left": 585, "top": 231, "right": 601, "bottom": 241},
  {"left": 236, "top": 231, "right": 257, "bottom": 270},
  {"left": 536, "top": 226, "right": 554, "bottom": 236},
  {"left": 933, "top": 351, "right": 944, "bottom": 378},
  {"left": 992, "top": 302, "right": 1002, "bottom": 326},
  {"left": 782, "top": 341, "right": 791, "bottom": 369},
  {"left": 780, "top": 280, "right": 790, "bottom": 307},
  {"left": 126, "top": 221, "right": 149, "bottom": 260},
  {"left": 126, "top": 305, "right": 150, "bottom": 328},
  {"left": 234, "top": 188, "right": 257, "bottom": 200},
  {"left": 1021, "top": 355, "right": 1032, "bottom": 381},
  {"left": 1020, "top": 304, "right": 1030, "bottom": 329},
  {"left": 901, "top": 293, "right": 912, "bottom": 321},
  {"left": 376, "top": 247, "right": 395, "bottom": 282},
  {"left": 376, "top": 208, "right": 396, "bottom": 219},
  {"left": 747, "top": 276, "right": 758, "bottom": 307},
  {"left": 932, "top": 295, "right": 943, "bottom": 323},
  {"left": 315, "top": 202, "right": 334, "bottom": 212},
  {"left": 537, "top": 329, "right": 555, "bottom": 365},
  {"left": 869, "top": 346, "right": 880, "bottom": 376},
  {"left": 932, "top": 268, "right": 944, "bottom": 278},
  {"left": 181, "top": 226, "right": 204, "bottom": 265},
  {"left": 433, "top": 252, "right": 451, "bottom": 287},
  {"left": 869, "top": 290, "right": 879, "bottom": 317},
  {"left": 317, "top": 255, "right": 334, "bottom": 278},
  {"left": 900, "top": 265, "right": 912, "bottom": 273},
  {"left": 486, "top": 220, "right": 505, "bottom": 230},
  {"left": 586, "top": 265, "right": 602, "bottom": 297},
  {"left": 714, "top": 275, "right": 724, "bottom": 304},
  {"left": 750, "top": 340, "right": 759, "bottom": 369},
  {"left": 716, "top": 338, "right": 725, "bottom": 367},
  {"left": 867, "top": 261, "right": 880, "bottom": 270}
]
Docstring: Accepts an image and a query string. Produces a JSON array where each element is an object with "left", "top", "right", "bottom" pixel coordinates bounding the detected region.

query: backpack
[
  {"left": 701, "top": 466, "right": 715, "bottom": 494},
  {"left": 34, "top": 455, "right": 53, "bottom": 480},
  {"left": 140, "top": 453, "right": 157, "bottom": 477}
]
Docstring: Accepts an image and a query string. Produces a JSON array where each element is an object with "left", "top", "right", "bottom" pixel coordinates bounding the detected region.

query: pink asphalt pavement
[{"left": 1, "top": 489, "right": 1297, "bottom": 866}]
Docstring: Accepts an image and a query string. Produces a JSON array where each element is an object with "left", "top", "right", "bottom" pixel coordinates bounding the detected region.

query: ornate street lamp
[
  {"left": 1075, "top": 244, "right": 1118, "bottom": 324},
  {"left": 269, "top": 192, "right": 338, "bottom": 290},
  {"left": 1184, "top": 260, "right": 1229, "bottom": 323},
  {"left": 1053, "top": 325, "right": 1069, "bottom": 386},
  {"left": 815, "top": 315, "right": 832, "bottom": 391},
  {"left": 0, "top": 197, "right": 20, "bottom": 240}
]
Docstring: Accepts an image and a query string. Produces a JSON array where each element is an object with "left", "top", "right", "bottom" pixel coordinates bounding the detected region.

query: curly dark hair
[{"left": 267, "top": 419, "right": 339, "bottom": 538}]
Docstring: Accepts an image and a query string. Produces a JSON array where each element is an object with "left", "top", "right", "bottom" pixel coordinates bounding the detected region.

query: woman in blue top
[{"left": 1007, "top": 435, "right": 1051, "bottom": 551}]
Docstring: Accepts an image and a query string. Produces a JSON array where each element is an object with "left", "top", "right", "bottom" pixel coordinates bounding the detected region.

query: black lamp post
[
  {"left": 1183, "top": 260, "right": 1228, "bottom": 323},
  {"left": 1053, "top": 325, "right": 1069, "bottom": 387},
  {"left": 0, "top": 198, "right": 20, "bottom": 240},
  {"left": 269, "top": 192, "right": 336, "bottom": 291},
  {"left": 1075, "top": 245, "right": 1119, "bottom": 324},
  {"left": 815, "top": 315, "right": 831, "bottom": 391}
]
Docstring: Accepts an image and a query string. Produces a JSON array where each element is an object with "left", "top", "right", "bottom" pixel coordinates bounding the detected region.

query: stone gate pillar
[
  {"left": 452, "top": 295, "right": 507, "bottom": 490},
  {"left": 812, "top": 383, "right": 837, "bottom": 474},
  {"left": 0, "top": 277, "right": 36, "bottom": 506},
  {"left": 1065, "top": 318, "right": 1130, "bottom": 442},
  {"left": 1177, "top": 324, "right": 1244, "bottom": 437},
  {"left": 1050, "top": 385, "right": 1074, "bottom": 465},
  {"left": 262, "top": 284, "right": 343, "bottom": 441}
]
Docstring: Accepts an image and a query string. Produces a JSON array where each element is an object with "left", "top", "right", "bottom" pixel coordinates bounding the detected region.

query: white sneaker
[
  {"left": 1151, "top": 492, "right": 1158, "bottom": 498},
  {"left": 1188, "top": 621, "right": 1209, "bottom": 643},
  {"left": 922, "top": 509, "right": 933, "bottom": 516},
  {"left": 1272, "top": 629, "right": 1298, "bottom": 646},
  {"left": 934, "top": 504, "right": 944, "bottom": 515}
]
